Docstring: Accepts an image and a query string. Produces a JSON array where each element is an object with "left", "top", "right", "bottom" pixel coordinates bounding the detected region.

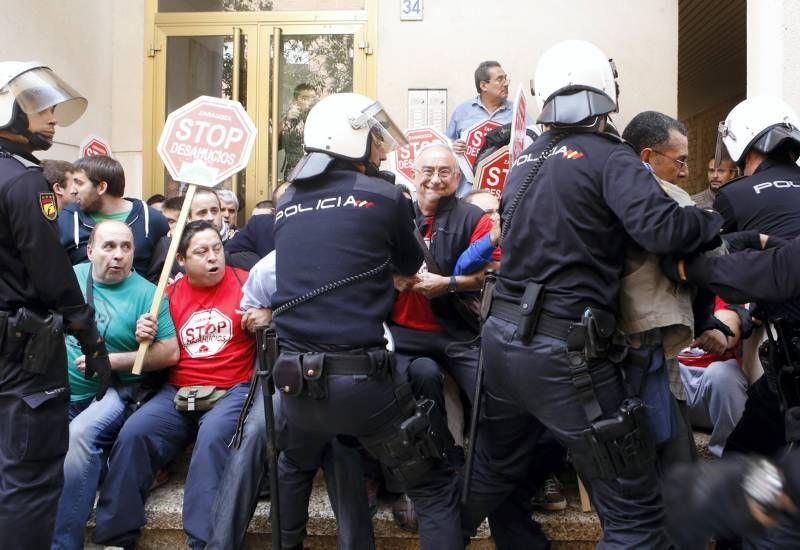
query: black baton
[
  {"left": 462, "top": 270, "right": 496, "bottom": 506},
  {"left": 256, "top": 325, "right": 281, "bottom": 549}
]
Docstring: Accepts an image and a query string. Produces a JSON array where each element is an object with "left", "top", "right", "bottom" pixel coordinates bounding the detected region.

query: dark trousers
[
  {"left": 392, "top": 323, "right": 552, "bottom": 549},
  {"left": 92, "top": 383, "right": 249, "bottom": 549},
  {"left": 462, "top": 317, "right": 669, "bottom": 549},
  {"left": 281, "top": 367, "right": 462, "bottom": 550},
  {"left": 0, "top": 344, "right": 69, "bottom": 550},
  {"left": 391, "top": 324, "right": 479, "bottom": 408},
  {"left": 207, "top": 384, "right": 374, "bottom": 550}
]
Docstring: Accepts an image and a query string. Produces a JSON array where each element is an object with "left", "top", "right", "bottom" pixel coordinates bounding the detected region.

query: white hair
[
  {"left": 216, "top": 188, "right": 239, "bottom": 209},
  {"left": 412, "top": 142, "right": 457, "bottom": 172}
]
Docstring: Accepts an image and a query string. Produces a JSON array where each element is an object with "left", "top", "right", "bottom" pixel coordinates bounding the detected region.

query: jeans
[
  {"left": 92, "top": 383, "right": 249, "bottom": 549},
  {"left": 51, "top": 388, "right": 127, "bottom": 550}
]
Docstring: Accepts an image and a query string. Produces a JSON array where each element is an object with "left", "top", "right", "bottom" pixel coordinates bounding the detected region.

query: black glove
[
  {"left": 726, "top": 303, "right": 754, "bottom": 339},
  {"left": 659, "top": 254, "right": 684, "bottom": 284},
  {"left": 723, "top": 230, "right": 762, "bottom": 252},
  {"left": 75, "top": 325, "right": 112, "bottom": 400},
  {"left": 664, "top": 456, "right": 767, "bottom": 548}
]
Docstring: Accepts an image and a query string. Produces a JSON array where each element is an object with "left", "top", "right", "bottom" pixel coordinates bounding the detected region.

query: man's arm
[
  {"left": 105, "top": 337, "right": 179, "bottom": 372},
  {"left": 602, "top": 150, "right": 723, "bottom": 255},
  {"left": 683, "top": 237, "right": 800, "bottom": 304}
]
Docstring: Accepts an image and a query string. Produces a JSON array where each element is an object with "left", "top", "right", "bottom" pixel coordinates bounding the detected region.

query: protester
[
  {"left": 91, "top": 221, "right": 254, "bottom": 549},
  {"left": 42, "top": 159, "right": 78, "bottom": 210},
  {"left": 691, "top": 154, "right": 738, "bottom": 209},
  {"left": 447, "top": 61, "right": 513, "bottom": 196},
  {"left": 51, "top": 220, "right": 178, "bottom": 549},
  {"left": 58, "top": 155, "right": 169, "bottom": 275}
]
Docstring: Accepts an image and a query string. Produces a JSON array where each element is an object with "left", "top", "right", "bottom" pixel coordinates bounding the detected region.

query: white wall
[
  {"left": 0, "top": 0, "right": 146, "bottom": 197},
  {"left": 376, "top": 0, "right": 679, "bottom": 134},
  {"left": 748, "top": 0, "right": 800, "bottom": 115}
]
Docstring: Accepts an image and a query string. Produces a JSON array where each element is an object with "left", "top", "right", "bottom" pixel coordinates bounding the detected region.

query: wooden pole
[{"left": 132, "top": 184, "right": 197, "bottom": 374}]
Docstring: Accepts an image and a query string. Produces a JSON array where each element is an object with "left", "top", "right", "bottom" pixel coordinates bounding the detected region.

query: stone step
[
  {"left": 85, "top": 475, "right": 600, "bottom": 548},
  {"left": 85, "top": 431, "right": 715, "bottom": 548}
]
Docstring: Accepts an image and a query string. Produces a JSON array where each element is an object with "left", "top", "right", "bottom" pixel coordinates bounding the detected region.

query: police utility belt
[
  {"left": 274, "top": 348, "right": 393, "bottom": 400},
  {"left": 488, "top": 283, "right": 656, "bottom": 480},
  {"left": 0, "top": 307, "right": 64, "bottom": 375}
]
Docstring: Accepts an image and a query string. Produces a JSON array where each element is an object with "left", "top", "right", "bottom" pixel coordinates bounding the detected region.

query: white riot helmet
[
  {"left": 532, "top": 40, "right": 618, "bottom": 126},
  {"left": 716, "top": 96, "right": 800, "bottom": 167},
  {"left": 0, "top": 61, "right": 87, "bottom": 150},
  {"left": 290, "top": 93, "right": 407, "bottom": 182}
]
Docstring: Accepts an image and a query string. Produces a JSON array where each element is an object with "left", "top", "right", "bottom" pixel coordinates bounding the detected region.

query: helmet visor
[
  {"left": 357, "top": 101, "right": 408, "bottom": 154},
  {"left": 7, "top": 67, "right": 87, "bottom": 126}
]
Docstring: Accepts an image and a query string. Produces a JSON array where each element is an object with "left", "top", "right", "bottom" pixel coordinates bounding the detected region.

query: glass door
[{"left": 150, "top": 20, "right": 367, "bottom": 220}]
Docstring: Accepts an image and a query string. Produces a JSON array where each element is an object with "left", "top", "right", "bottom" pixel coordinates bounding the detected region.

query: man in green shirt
[{"left": 51, "top": 220, "right": 178, "bottom": 549}]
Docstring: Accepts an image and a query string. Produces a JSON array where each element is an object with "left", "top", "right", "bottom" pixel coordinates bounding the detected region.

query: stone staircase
[{"left": 85, "top": 432, "right": 713, "bottom": 549}]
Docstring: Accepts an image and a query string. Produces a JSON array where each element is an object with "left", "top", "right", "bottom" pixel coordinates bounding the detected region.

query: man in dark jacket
[{"left": 58, "top": 155, "right": 168, "bottom": 276}]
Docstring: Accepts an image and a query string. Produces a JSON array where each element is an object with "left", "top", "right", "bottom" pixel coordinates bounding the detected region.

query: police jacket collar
[
  {"left": 0, "top": 137, "right": 39, "bottom": 166},
  {"left": 753, "top": 157, "right": 790, "bottom": 175}
]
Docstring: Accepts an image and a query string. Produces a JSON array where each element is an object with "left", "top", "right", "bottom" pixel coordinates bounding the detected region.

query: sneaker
[{"left": 531, "top": 474, "right": 567, "bottom": 511}]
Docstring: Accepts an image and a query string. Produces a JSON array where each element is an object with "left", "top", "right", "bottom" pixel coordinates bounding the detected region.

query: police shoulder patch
[{"left": 39, "top": 192, "right": 57, "bottom": 221}]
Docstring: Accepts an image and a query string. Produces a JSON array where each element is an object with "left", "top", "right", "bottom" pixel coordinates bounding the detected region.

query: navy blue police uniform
[
  {"left": 681, "top": 157, "right": 800, "bottom": 548},
  {"left": 272, "top": 165, "right": 463, "bottom": 549},
  {"left": 0, "top": 138, "right": 108, "bottom": 549},
  {"left": 461, "top": 129, "right": 722, "bottom": 548}
]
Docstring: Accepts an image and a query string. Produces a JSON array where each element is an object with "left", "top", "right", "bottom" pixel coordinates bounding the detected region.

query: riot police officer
[
  {"left": 460, "top": 41, "right": 723, "bottom": 548},
  {"left": 271, "top": 93, "right": 462, "bottom": 549},
  {"left": 0, "top": 62, "right": 110, "bottom": 549}
]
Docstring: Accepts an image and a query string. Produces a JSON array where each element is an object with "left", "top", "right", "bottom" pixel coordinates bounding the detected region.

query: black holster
[
  {"left": 8, "top": 308, "right": 64, "bottom": 375},
  {"left": 578, "top": 397, "right": 656, "bottom": 480}
]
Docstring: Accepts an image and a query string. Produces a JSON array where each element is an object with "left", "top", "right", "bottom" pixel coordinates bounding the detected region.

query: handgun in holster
[
  {"left": 583, "top": 396, "right": 655, "bottom": 479},
  {"left": 8, "top": 307, "right": 64, "bottom": 375},
  {"left": 399, "top": 398, "right": 441, "bottom": 459}
]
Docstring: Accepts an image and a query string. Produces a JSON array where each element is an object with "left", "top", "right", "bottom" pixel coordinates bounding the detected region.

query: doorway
[{"left": 144, "top": 6, "right": 373, "bottom": 222}]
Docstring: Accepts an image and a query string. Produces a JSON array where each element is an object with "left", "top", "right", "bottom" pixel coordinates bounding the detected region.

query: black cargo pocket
[{"left": 17, "top": 386, "right": 69, "bottom": 461}]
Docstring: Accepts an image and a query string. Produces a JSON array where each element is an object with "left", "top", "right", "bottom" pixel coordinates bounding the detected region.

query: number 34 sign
[{"left": 400, "top": 0, "right": 423, "bottom": 20}]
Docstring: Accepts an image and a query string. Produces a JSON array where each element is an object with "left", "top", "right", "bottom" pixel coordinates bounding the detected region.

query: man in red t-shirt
[
  {"left": 92, "top": 221, "right": 255, "bottom": 549},
  {"left": 678, "top": 296, "right": 747, "bottom": 457}
]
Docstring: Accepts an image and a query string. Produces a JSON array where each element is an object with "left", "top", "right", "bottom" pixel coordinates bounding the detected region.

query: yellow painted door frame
[{"left": 142, "top": 0, "right": 378, "bottom": 212}]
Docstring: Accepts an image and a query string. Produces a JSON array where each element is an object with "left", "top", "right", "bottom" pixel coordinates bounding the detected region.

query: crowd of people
[{"left": 3, "top": 38, "right": 800, "bottom": 550}]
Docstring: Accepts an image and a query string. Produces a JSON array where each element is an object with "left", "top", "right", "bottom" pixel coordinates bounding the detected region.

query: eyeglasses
[
  {"left": 485, "top": 75, "right": 510, "bottom": 85},
  {"left": 419, "top": 167, "right": 454, "bottom": 180},
  {"left": 650, "top": 149, "right": 688, "bottom": 170}
]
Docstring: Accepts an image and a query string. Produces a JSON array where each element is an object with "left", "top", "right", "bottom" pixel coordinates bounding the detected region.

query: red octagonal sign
[
  {"left": 391, "top": 127, "right": 449, "bottom": 185},
  {"left": 462, "top": 119, "right": 502, "bottom": 169},
  {"left": 473, "top": 146, "right": 510, "bottom": 198},
  {"left": 157, "top": 95, "right": 257, "bottom": 188},
  {"left": 80, "top": 135, "right": 112, "bottom": 158}
]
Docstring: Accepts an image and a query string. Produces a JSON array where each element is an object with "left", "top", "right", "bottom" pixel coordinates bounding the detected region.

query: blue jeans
[
  {"left": 51, "top": 388, "right": 127, "bottom": 550},
  {"left": 91, "top": 383, "right": 249, "bottom": 549}
]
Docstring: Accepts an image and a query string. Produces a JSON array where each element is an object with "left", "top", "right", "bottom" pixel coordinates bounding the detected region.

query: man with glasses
[
  {"left": 621, "top": 110, "right": 719, "bottom": 470},
  {"left": 691, "top": 154, "right": 739, "bottom": 210},
  {"left": 447, "top": 61, "right": 514, "bottom": 196}
]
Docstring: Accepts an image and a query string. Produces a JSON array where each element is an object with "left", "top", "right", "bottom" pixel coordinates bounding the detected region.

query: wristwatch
[
  {"left": 743, "top": 458, "right": 785, "bottom": 519},
  {"left": 448, "top": 275, "right": 458, "bottom": 294}
]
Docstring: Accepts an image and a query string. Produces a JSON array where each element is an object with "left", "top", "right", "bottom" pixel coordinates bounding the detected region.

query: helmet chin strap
[{"left": 8, "top": 106, "right": 53, "bottom": 151}]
